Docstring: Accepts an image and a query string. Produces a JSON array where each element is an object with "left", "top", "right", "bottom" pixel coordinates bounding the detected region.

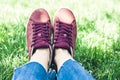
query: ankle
[
  {"left": 35, "top": 48, "right": 50, "bottom": 55},
  {"left": 54, "top": 48, "right": 73, "bottom": 71},
  {"left": 30, "top": 48, "right": 50, "bottom": 71},
  {"left": 55, "top": 48, "right": 70, "bottom": 56}
]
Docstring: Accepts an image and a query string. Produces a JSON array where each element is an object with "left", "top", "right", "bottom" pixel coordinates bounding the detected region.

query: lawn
[{"left": 0, "top": 0, "right": 120, "bottom": 80}]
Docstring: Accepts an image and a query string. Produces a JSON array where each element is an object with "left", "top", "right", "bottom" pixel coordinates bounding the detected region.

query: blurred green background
[{"left": 0, "top": 0, "right": 120, "bottom": 80}]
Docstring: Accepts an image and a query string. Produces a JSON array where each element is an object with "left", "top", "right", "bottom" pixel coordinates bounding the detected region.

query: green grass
[{"left": 0, "top": 0, "right": 120, "bottom": 80}]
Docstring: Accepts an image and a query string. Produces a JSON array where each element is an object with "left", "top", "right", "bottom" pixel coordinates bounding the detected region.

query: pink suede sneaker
[
  {"left": 26, "top": 8, "right": 52, "bottom": 59},
  {"left": 53, "top": 8, "right": 77, "bottom": 56}
]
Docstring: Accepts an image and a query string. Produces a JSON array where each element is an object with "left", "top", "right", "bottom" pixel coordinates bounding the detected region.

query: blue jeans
[{"left": 12, "top": 59, "right": 95, "bottom": 80}]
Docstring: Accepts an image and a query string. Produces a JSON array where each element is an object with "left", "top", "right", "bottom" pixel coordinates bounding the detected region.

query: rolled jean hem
[
  {"left": 57, "top": 59, "right": 95, "bottom": 80},
  {"left": 12, "top": 62, "right": 49, "bottom": 80}
]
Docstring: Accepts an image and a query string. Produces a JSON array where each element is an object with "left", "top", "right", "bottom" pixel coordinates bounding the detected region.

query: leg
[
  {"left": 30, "top": 48, "right": 50, "bottom": 71},
  {"left": 53, "top": 8, "right": 95, "bottom": 80},
  {"left": 12, "top": 8, "right": 53, "bottom": 80},
  {"left": 55, "top": 49, "right": 94, "bottom": 80},
  {"left": 54, "top": 49, "right": 73, "bottom": 71},
  {"left": 12, "top": 49, "right": 50, "bottom": 80}
]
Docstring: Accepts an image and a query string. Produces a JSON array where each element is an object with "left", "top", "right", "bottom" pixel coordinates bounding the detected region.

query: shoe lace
[
  {"left": 32, "top": 23, "right": 50, "bottom": 48},
  {"left": 54, "top": 21, "right": 72, "bottom": 47}
]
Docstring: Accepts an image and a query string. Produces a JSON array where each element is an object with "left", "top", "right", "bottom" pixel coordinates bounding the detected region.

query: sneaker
[
  {"left": 26, "top": 8, "right": 52, "bottom": 60},
  {"left": 53, "top": 8, "right": 77, "bottom": 56}
]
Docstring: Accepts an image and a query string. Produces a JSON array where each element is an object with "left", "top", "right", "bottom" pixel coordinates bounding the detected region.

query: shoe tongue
[
  {"left": 55, "top": 42, "right": 70, "bottom": 50},
  {"left": 32, "top": 42, "right": 50, "bottom": 54}
]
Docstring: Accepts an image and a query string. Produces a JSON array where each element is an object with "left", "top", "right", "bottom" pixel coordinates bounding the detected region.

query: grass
[{"left": 0, "top": 0, "right": 120, "bottom": 80}]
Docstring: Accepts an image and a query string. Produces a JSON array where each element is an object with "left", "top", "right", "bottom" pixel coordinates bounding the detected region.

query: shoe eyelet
[
  {"left": 64, "top": 34, "right": 67, "bottom": 37},
  {"left": 38, "top": 33, "right": 41, "bottom": 37}
]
